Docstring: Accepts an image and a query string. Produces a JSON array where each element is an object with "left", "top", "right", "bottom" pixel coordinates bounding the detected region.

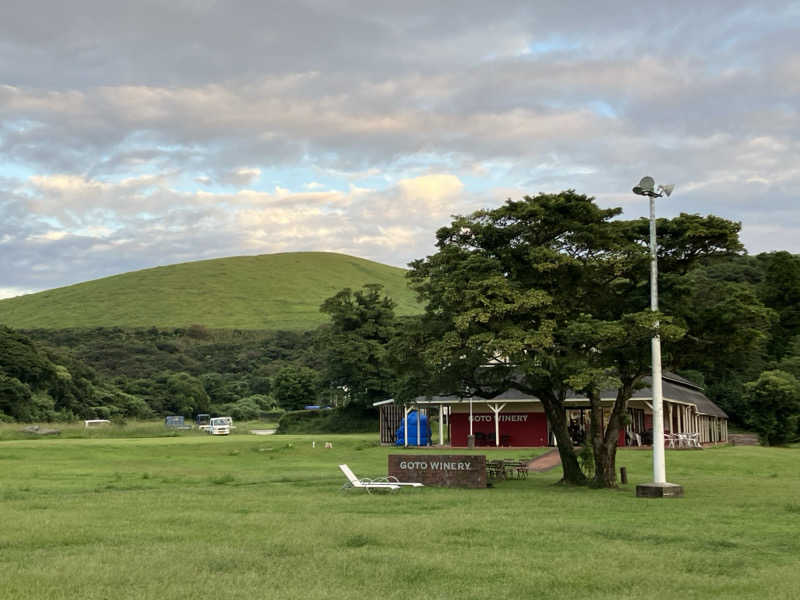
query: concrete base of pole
[
  {"left": 466, "top": 435, "right": 475, "bottom": 448},
  {"left": 635, "top": 482, "right": 684, "bottom": 498}
]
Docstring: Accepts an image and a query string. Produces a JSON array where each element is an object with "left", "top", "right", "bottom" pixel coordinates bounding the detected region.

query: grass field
[
  {"left": 1, "top": 430, "right": 799, "bottom": 600},
  {"left": 0, "top": 252, "right": 422, "bottom": 330}
]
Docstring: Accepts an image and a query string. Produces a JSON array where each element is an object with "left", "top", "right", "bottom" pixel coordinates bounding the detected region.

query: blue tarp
[{"left": 395, "top": 410, "right": 430, "bottom": 446}]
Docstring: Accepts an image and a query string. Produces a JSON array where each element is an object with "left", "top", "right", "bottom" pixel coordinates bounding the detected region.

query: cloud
[
  {"left": 219, "top": 167, "right": 261, "bottom": 186},
  {"left": 1, "top": 1, "right": 799, "bottom": 293},
  {"left": 0, "top": 170, "right": 479, "bottom": 291}
]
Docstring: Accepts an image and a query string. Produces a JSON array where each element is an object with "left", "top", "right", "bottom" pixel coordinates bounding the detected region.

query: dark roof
[
  {"left": 392, "top": 372, "right": 728, "bottom": 419},
  {"left": 627, "top": 374, "right": 727, "bottom": 418},
  {"left": 662, "top": 371, "right": 705, "bottom": 391}
]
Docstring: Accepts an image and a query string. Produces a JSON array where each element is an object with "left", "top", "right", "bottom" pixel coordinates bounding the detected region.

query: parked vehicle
[
  {"left": 196, "top": 413, "right": 211, "bottom": 431},
  {"left": 207, "top": 416, "right": 234, "bottom": 435}
]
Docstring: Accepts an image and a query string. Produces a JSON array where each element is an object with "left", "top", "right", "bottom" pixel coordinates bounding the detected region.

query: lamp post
[{"left": 632, "top": 176, "right": 684, "bottom": 498}]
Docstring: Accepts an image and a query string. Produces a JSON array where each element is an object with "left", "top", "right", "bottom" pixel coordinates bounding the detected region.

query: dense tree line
[{"left": 2, "top": 193, "right": 800, "bottom": 457}]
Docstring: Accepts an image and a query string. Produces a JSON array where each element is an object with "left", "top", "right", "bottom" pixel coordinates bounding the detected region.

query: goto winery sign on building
[{"left": 388, "top": 454, "right": 487, "bottom": 488}]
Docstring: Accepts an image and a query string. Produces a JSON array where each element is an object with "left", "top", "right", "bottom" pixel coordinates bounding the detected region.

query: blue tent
[{"left": 395, "top": 410, "right": 430, "bottom": 446}]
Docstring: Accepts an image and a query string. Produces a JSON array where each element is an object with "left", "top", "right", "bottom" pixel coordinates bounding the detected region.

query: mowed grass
[
  {"left": 1, "top": 434, "right": 799, "bottom": 600},
  {"left": 0, "top": 252, "right": 422, "bottom": 330}
]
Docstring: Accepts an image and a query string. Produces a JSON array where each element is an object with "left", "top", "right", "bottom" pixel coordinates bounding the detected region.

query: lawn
[{"left": 1, "top": 431, "right": 798, "bottom": 599}]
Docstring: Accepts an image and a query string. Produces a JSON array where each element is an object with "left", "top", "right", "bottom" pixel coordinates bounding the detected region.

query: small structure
[
  {"left": 374, "top": 372, "right": 728, "bottom": 448},
  {"left": 165, "top": 415, "right": 190, "bottom": 429},
  {"left": 84, "top": 419, "right": 111, "bottom": 428},
  {"left": 394, "top": 410, "right": 430, "bottom": 446},
  {"left": 196, "top": 413, "right": 211, "bottom": 431}
]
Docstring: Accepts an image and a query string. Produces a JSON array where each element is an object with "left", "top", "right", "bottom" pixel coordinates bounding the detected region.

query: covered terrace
[{"left": 373, "top": 372, "right": 728, "bottom": 448}]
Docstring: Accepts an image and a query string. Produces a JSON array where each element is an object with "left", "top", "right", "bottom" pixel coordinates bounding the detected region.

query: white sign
[
  {"left": 470, "top": 414, "right": 528, "bottom": 423},
  {"left": 398, "top": 460, "right": 472, "bottom": 471}
]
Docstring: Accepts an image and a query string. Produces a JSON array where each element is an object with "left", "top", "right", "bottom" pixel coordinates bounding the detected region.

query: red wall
[{"left": 450, "top": 412, "right": 549, "bottom": 447}]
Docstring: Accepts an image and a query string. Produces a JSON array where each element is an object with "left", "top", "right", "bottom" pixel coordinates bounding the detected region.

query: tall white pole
[{"left": 650, "top": 195, "right": 667, "bottom": 484}]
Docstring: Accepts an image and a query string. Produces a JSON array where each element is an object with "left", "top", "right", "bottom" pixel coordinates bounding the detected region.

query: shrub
[
  {"left": 215, "top": 397, "right": 262, "bottom": 421},
  {"left": 745, "top": 370, "right": 800, "bottom": 445},
  {"left": 276, "top": 406, "right": 377, "bottom": 434}
]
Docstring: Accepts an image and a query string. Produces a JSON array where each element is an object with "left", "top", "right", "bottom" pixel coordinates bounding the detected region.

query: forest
[{"left": 2, "top": 195, "right": 800, "bottom": 448}]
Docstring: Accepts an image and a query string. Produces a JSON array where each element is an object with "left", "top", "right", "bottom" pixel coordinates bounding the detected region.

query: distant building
[{"left": 374, "top": 372, "right": 727, "bottom": 448}]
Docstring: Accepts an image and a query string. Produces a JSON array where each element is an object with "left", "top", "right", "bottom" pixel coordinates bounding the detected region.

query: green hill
[{"left": 0, "top": 252, "right": 422, "bottom": 330}]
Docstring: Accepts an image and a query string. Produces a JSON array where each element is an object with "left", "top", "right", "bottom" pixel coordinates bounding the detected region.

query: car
[{"left": 207, "top": 416, "right": 234, "bottom": 435}]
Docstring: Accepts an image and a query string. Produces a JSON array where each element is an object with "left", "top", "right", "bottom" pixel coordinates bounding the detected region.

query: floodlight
[
  {"left": 631, "top": 174, "right": 684, "bottom": 498},
  {"left": 658, "top": 184, "right": 675, "bottom": 197},
  {"left": 632, "top": 176, "right": 656, "bottom": 196}
]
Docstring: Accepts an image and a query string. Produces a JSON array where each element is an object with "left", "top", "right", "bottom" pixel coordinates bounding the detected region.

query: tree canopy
[
  {"left": 406, "top": 191, "right": 743, "bottom": 486},
  {"left": 317, "top": 284, "right": 398, "bottom": 407}
]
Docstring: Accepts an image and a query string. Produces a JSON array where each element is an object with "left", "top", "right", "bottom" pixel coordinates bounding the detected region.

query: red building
[{"left": 375, "top": 373, "right": 728, "bottom": 448}]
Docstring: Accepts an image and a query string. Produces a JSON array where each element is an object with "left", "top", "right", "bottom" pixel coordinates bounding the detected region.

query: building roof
[{"left": 376, "top": 371, "right": 728, "bottom": 419}]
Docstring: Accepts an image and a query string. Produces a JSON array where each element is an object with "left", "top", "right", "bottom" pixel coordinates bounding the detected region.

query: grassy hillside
[{"left": 0, "top": 252, "right": 422, "bottom": 330}]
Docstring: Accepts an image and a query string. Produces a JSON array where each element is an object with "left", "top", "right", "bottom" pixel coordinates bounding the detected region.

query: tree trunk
[
  {"left": 539, "top": 391, "right": 587, "bottom": 485},
  {"left": 590, "top": 384, "right": 633, "bottom": 488}
]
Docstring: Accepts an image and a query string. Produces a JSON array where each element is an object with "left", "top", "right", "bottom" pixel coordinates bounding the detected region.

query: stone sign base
[
  {"left": 389, "top": 454, "right": 487, "bottom": 488},
  {"left": 635, "top": 482, "right": 684, "bottom": 498}
]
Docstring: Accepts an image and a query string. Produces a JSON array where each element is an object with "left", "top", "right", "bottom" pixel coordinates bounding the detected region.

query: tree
[
  {"left": 406, "top": 191, "right": 742, "bottom": 487},
  {"left": 271, "top": 365, "right": 320, "bottom": 410},
  {"left": 745, "top": 370, "right": 800, "bottom": 445},
  {"left": 0, "top": 326, "right": 57, "bottom": 389},
  {"left": 0, "top": 375, "right": 33, "bottom": 421},
  {"left": 664, "top": 263, "right": 776, "bottom": 425},
  {"left": 757, "top": 252, "right": 800, "bottom": 359},
  {"left": 318, "top": 284, "right": 398, "bottom": 407},
  {"left": 163, "top": 372, "right": 210, "bottom": 416}
]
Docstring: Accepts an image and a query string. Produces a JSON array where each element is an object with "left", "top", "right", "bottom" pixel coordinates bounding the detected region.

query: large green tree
[
  {"left": 756, "top": 252, "right": 800, "bottom": 360},
  {"left": 318, "top": 284, "right": 398, "bottom": 407},
  {"left": 745, "top": 370, "right": 800, "bottom": 445},
  {"left": 271, "top": 364, "right": 320, "bottom": 410},
  {"left": 407, "top": 191, "right": 742, "bottom": 487}
]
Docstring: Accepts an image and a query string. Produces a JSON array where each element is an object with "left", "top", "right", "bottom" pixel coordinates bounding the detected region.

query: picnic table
[{"left": 487, "top": 459, "right": 528, "bottom": 480}]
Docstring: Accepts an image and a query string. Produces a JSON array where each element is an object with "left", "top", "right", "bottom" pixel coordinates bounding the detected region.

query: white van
[{"left": 207, "top": 416, "right": 233, "bottom": 435}]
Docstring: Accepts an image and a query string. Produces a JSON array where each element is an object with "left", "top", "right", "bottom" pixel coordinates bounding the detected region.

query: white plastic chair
[{"left": 339, "top": 464, "right": 423, "bottom": 493}]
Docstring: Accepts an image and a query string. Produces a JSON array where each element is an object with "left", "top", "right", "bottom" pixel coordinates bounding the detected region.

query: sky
[{"left": 1, "top": 1, "right": 799, "bottom": 299}]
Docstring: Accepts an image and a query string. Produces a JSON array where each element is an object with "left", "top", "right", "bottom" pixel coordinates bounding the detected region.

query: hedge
[{"left": 276, "top": 407, "right": 377, "bottom": 434}]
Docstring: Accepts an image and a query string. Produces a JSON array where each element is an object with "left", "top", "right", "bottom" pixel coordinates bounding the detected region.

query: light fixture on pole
[{"left": 632, "top": 176, "right": 684, "bottom": 498}]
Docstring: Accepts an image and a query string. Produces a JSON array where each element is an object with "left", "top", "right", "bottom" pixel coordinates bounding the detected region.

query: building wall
[{"left": 450, "top": 408, "right": 549, "bottom": 447}]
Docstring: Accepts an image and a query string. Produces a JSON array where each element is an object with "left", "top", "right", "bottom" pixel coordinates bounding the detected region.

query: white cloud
[
  {"left": 1, "top": 2, "right": 799, "bottom": 293},
  {"left": 0, "top": 287, "right": 34, "bottom": 300},
  {"left": 220, "top": 167, "right": 262, "bottom": 186}
]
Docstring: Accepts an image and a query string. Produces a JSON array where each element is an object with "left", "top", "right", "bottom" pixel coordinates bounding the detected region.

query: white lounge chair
[{"left": 338, "top": 464, "right": 423, "bottom": 493}]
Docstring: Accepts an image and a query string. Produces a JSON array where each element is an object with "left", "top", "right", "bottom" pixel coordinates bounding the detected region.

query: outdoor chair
[
  {"left": 487, "top": 460, "right": 504, "bottom": 480},
  {"left": 686, "top": 432, "right": 702, "bottom": 448},
  {"left": 338, "top": 464, "right": 422, "bottom": 493}
]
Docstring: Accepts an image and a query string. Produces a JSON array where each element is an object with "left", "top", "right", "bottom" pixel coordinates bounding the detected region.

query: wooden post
[
  {"left": 488, "top": 403, "right": 506, "bottom": 447},
  {"left": 439, "top": 404, "right": 444, "bottom": 446},
  {"left": 620, "top": 467, "right": 628, "bottom": 484},
  {"left": 667, "top": 402, "right": 673, "bottom": 434},
  {"left": 404, "top": 405, "right": 411, "bottom": 447}
]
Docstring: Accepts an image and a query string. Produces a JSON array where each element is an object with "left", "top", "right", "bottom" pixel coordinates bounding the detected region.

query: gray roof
[
  {"left": 635, "top": 376, "right": 728, "bottom": 418},
  {"left": 382, "top": 371, "right": 728, "bottom": 419}
]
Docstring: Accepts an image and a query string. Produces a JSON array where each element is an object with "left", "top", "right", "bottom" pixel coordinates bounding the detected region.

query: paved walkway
[{"left": 527, "top": 449, "right": 562, "bottom": 472}]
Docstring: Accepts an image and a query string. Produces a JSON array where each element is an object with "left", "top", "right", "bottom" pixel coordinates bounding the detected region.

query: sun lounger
[{"left": 338, "top": 464, "right": 423, "bottom": 493}]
